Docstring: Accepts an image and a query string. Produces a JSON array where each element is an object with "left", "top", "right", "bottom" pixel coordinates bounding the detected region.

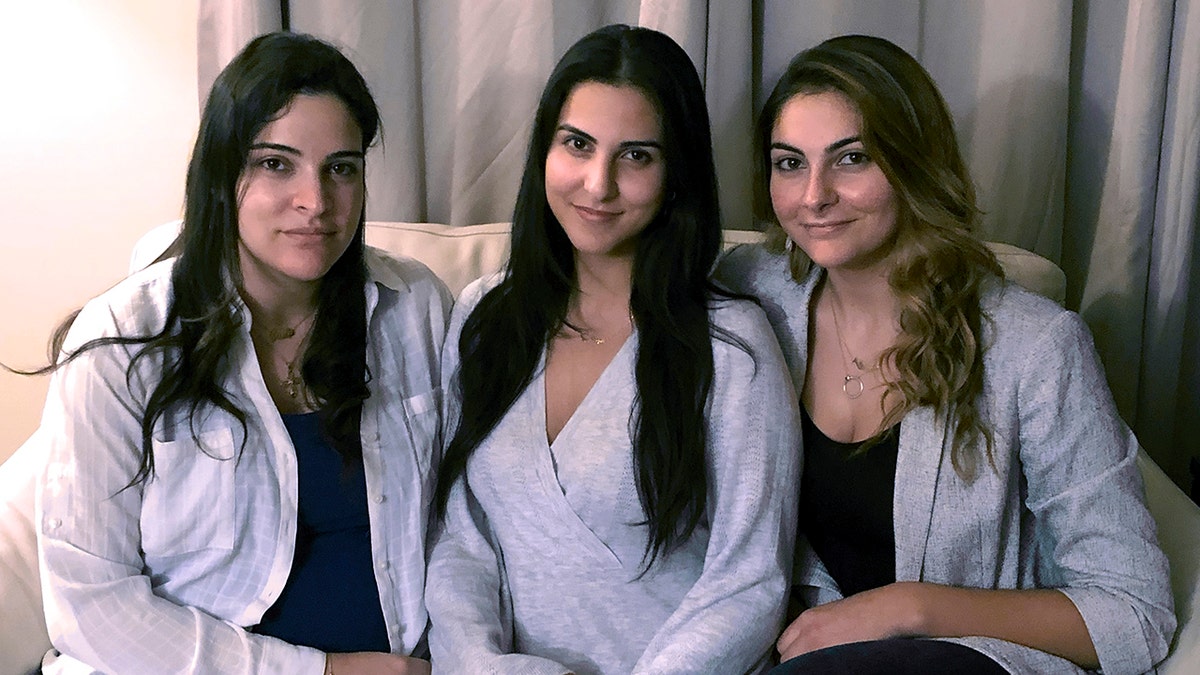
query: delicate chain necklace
[
  {"left": 262, "top": 309, "right": 317, "bottom": 342},
  {"left": 827, "top": 292, "right": 877, "bottom": 400},
  {"left": 565, "top": 309, "right": 635, "bottom": 346},
  {"left": 254, "top": 309, "right": 317, "bottom": 399}
]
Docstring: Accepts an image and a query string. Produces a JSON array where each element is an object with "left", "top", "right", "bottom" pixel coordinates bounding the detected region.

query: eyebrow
[
  {"left": 248, "top": 143, "right": 364, "bottom": 160},
  {"left": 557, "top": 124, "right": 662, "bottom": 149},
  {"left": 770, "top": 135, "right": 861, "bottom": 155}
]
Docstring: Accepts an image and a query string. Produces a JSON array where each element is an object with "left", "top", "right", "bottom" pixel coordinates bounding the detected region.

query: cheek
[
  {"left": 851, "top": 178, "right": 898, "bottom": 221},
  {"left": 621, "top": 168, "right": 666, "bottom": 211},
  {"left": 769, "top": 175, "right": 799, "bottom": 217},
  {"left": 543, "top": 150, "right": 574, "bottom": 197},
  {"left": 336, "top": 181, "right": 365, "bottom": 214}
]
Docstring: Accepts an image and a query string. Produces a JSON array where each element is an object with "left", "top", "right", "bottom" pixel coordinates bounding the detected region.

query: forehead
[
  {"left": 557, "top": 81, "right": 662, "bottom": 139},
  {"left": 772, "top": 90, "right": 863, "bottom": 146},
  {"left": 253, "top": 93, "right": 362, "bottom": 149}
]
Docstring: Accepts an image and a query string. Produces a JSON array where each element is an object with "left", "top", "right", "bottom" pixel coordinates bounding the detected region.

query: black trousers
[{"left": 768, "top": 638, "right": 1010, "bottom": 675}]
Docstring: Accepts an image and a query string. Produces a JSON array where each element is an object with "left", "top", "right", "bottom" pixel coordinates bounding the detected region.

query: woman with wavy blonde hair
[{"left": 718, "top": 34, "right": 1174, "bottom": 674}]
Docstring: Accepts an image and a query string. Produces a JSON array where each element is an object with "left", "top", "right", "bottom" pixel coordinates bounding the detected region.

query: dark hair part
[
  {"left": 36, "top": 32, "right": 380, "bottom": 485},
  {"left": 756, "top": 35, "right": 1003, "bottom": 478},
  {"left": 436, "top": 24, "right": 732, "bottom": 567}
]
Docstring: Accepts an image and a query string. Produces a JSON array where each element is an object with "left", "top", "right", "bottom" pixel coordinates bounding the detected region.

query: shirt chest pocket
[
  {"left": 142, "top": 426, "right": 237, "bottom": 556},
  {"left": 400, "top": 387, "right": 441, "bottom": 480}
]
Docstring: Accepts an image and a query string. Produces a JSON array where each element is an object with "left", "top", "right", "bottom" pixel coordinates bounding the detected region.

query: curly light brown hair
[{"left": 756, "top": 34, "right": 1004, "bottom": 478}]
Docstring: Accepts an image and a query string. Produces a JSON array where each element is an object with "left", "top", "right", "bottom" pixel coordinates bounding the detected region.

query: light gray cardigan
[
  {"left": 426, "top": 275, "right": 801, "bottom": 674},
  {"left": 717, "top": 244, "right": 1175, "bottom": 675}
]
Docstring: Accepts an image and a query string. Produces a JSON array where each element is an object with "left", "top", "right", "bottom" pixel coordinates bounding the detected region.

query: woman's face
[
  {"left": 768, "top": 90, "right": 899, "bottom": 274},
  {"left": 235, "top": 93, "right": 364, "bottom": 299},
  {"left": 544, "top": 81, "right": 666, "bottom": 262}
]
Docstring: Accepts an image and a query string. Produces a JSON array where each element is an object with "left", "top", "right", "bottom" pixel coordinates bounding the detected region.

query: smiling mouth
[
  {"left": 802, "top": 220, "right": 851, "bottom": 233},
  {"left": 573, "top": 204, "right": 622, "bottom": 221}
]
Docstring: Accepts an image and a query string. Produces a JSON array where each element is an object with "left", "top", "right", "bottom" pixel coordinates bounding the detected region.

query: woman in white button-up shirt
[{"left": 34, "top": 33, "right": 448, "bottom": 675}]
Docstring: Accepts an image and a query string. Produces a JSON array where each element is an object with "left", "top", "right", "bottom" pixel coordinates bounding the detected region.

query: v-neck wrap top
[{"left": 427, "top": 275, "right": 802, "bottom": 675}]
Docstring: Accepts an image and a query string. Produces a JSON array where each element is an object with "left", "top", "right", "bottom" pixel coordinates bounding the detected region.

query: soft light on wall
[{"left": 0, "top": 0, "right": 199, "bottom": 461}]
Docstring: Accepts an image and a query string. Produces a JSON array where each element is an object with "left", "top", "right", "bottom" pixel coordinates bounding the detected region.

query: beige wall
[{"left": 0, "top": 1, "right": 199, "bottom": 463}]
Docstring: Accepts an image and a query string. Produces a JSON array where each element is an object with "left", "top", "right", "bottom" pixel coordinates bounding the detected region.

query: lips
[
  {"left": 801, "top": 220, "right": 851, "bottom": 236},
  {"left": 573, "top": 204, "right": 623, "bottom": 222},
  {"left": 281, "top": 228, "right": 337, "bottom": 237}
]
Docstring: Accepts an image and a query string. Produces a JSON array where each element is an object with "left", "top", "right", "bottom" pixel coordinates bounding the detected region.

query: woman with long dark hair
[
  {"left": 718, "top": 34, "right": 1174, "bottom": 674},
  {"left": 33, "top": 32, "right": 447, "bottom": 674},
  {"left": 426, "top": 24, "right": 800, "bottom": 674}
]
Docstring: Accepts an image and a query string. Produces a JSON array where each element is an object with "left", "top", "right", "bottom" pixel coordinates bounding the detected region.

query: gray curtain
[{"left": 197, "top": 0, "right": 1200, "bottom": 493}]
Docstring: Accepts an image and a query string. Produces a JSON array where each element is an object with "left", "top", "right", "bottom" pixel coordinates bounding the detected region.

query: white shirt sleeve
[{"left": 37, "top": 296, "right": 324, "bottom": 675}]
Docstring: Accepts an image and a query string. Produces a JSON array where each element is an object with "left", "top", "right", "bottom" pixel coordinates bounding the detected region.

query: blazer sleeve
[
  {"left": 631, "top": 302, "right": 801, "bottom": 674},
  {"left": 1016, "top": 310, "right": 1175, "bottom": 675}
]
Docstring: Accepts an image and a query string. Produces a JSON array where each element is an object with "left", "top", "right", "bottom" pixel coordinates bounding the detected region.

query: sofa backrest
[{"left": 130, "top": 221, "right": 1068, "bottom": 304}]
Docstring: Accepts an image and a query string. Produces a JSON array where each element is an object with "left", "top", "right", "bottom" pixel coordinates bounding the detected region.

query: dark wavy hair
[
  {"left": 435, "top": 24, "right": 733, "bottom": 567},
  {"left": 755, "top": 35, "right": 1003, "bottom": 478},
  {"left": 33, "top": 32, "right": 381, "bottom": 485}
]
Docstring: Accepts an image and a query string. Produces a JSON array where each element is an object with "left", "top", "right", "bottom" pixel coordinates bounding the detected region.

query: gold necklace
[
  {"left": 257, "top": 310, "right": 317, "bottom": 399},
  {"left": 827, "top": 292, "right": 877, "bottom": 400},
  {"left": 564, "top": 310, "right": 635, "bottom": 346},
  {"left": 261, "top": 309, "right": 317, "bottom": 342},
  {"left": 281, "top": 354, "right": 303, "bottom": 398}
]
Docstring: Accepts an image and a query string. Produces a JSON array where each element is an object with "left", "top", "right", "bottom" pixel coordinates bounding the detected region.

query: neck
[
  {"left": 822, "top": 265, "right": 897, "bottom": 322},
  {"left": 573, "top": 251, "right": 634, "bottom": 313},
  {"left": 240, "top": 281, "right": 320, "bottom": 334}
]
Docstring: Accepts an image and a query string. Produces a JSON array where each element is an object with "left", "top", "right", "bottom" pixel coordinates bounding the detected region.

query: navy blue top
[
  {"left": 798, "top": 406, "right": 900, "bottom": 598},
  {"left": 252, "top": 412, "right": 390, "bottom": 653}
]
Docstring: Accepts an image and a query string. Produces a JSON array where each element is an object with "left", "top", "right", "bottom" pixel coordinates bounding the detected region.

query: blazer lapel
[{"left": 893, "top": 405, "right": 949, "bottom": 581}]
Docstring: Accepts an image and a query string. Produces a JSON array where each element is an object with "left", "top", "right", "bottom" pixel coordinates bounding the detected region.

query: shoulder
[
  {"left": 708, "top": 296, "right": 773, "bottom": 344},
  {"left": 65, "top": 259, "right": 175, "bottom": 350},
  {"left": 366, "top": 245, "right": 452, "bottom": 308},
  {"left": 714, "top": 242, "right": 788, "bottom": 295},
  {"left": 455, "top": 271, "right": 505, "bottom": 311},
  {"left": 981, "top": 281, "right": 1095, "bottom": 367}
]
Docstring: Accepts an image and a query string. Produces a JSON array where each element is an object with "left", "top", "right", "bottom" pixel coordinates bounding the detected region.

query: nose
[
  {"left": 583, "top": 157, "right": 618, "bottom": 201},
  {"left": 802, "top": 166, "right": 836, "bottom": 212},
  {"left": 293, "top": 171, "right": 328, "bottom": 214}
]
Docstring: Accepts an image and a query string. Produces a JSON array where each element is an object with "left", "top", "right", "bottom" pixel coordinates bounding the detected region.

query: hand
[
  {"left": 776, "top": 582, "right": 925, "bottom": 662},
  {"left": 327, "top": 652, "right": 431, "bottom": 675}
]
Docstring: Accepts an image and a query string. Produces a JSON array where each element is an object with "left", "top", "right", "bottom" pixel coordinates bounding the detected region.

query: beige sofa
[{"left": 1, "top": 221, "right": 1196, "bottom": 674}]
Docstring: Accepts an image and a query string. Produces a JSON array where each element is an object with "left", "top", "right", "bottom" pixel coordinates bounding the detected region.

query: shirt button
[
  {"left": 47, "top": 518, "right": 62, "bottom": 529},
  {"left": 378, "top": 560, "right": 389, "bottom": 570},
  {"left": 373, "top": 494, "right": 385, "bottom": 504}
]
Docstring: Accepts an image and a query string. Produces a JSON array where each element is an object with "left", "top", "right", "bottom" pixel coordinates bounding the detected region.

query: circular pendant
[{"left": 843, "top": 374, "right": 864, "bottom": 399}]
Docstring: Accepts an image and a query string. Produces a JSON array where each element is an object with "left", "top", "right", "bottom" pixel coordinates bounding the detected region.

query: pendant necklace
[
  {"left": 255, "top": 309, "right": 317, "bottom": 399},
  {"left": 281, "top": 355, "right": 303, "bottom": 398},
  {"left": 827, "top": 293, "right": 876, "bottom": 400}
]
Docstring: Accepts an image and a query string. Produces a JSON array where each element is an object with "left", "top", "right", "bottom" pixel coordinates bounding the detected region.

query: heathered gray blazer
[{"left": 717, "top": 244, "right": 1175, "bottom": 675}]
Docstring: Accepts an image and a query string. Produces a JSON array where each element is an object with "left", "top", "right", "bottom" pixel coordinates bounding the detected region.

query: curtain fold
[
  {"left": 1138, "top": 0, "right": 1200, "bottom": 485},
  {"left": 196, "top": 0, "right": 1198, "bottom": 492}
]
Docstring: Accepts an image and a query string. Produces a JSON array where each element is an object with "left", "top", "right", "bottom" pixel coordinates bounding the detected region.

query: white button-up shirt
[{"left": 37, "top": 248, "right": 451, "bottom": 674}]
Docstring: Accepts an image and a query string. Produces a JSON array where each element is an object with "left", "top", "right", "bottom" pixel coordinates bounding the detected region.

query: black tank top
[{"left": 798, "top": 406, "right": 900, "bottom": 597}]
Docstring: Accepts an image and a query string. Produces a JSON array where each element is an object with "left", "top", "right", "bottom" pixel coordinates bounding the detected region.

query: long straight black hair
[
  {"left": 32, "top": 32, "right": 381, "bottom": 485},
  {"left": 435, "top": 24, "right": 732, "bottom": 567}
]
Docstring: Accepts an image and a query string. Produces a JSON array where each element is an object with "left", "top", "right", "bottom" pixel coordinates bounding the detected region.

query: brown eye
[
  {"left": 623, "top": 148, "right": 654, "bottom": 165},
  {"left": 772, "top": 156, "right": 803, "bottom": 172},
  {"left": 837, "top": 151, "right": 870, "bottom": 166},
  {"left": 328, "top": 162, "right": 360, "bottom": 177}
]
